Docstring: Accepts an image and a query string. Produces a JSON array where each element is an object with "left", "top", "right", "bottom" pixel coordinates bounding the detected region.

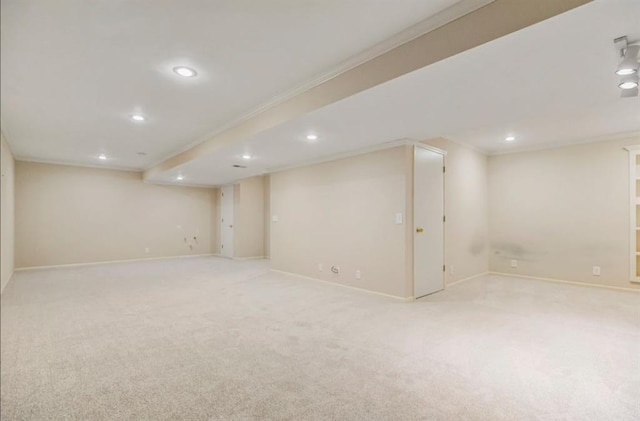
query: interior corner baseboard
[
  {"left": 489, "top": 272, "right": 640, "bottom": 293},
  {"left": 447, "top": 271, "right": 489, "bottom": 287},
  {"left": 270, "top": 269, "right": 412, "bottom": 301},
  {"left": 0, "top": 271, "right": 14, "bottom": 294},
  {"left": 14, "top": 253, "right": 217, "bottom": 271}
]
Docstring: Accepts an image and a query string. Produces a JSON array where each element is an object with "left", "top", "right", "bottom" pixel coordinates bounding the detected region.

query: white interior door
[
  {"left": 414, "top": 146, "right": 445, "bottom": 298},
  {"left": 220, "top": 185, "right": 234, "bottom": 258}
]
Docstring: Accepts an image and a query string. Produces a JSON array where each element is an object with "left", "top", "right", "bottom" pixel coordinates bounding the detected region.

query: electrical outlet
[
  {"left": 318, "top": 263, "right": 323, "bottom": 271},
  {"left": 449, "top": 265, "right": 455, "bottom": 275},
  {"left": 592, "top": 266, "right": 601, "bottom": 276},
  {"left": 272, "top": 215, "right": 279, "bottom": 222},
  {"left": 355, "top": 270, "right": 361, "bottom": 280},
  {"left": 145, "top": 247, "right": 150, "bottom": 254},
  {"left": 511, "top": 260, "right": 518, "bottom": 268}
]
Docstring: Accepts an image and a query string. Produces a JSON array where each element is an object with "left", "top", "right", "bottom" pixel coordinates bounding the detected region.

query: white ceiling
[
  {"left": 152, "top": 0, "right": 640, "bottom": 186},
  {"left": 0, "top": 0, "right": 464, "bottom": 169},
  {"left": 3, "top": 0, "right": 639, "bottom": 187}
]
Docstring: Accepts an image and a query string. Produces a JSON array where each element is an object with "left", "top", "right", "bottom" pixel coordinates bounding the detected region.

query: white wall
[
  {"left": 233, "top": 176, "right": 265, "bottom": 259},
  {"left": 268, "top": 139, "right": 489, "bottom": 298},
  {"left": 488, "top": 135, "right": 640, "bottom": 290},
  {"left": 15, "top": 161, "right": 218, "bottom": 268},
  {"left": 1, "top": 134, "right": 15, "bottom": 292},
  {"left": 422, "top": 138, "right": 489, "bottom": 283},
  {"left": 264, "top": 175, "right": 271, "bottom": 258},
  {"left": 270, "top": 146, "right": 412, "bottom": 298}
]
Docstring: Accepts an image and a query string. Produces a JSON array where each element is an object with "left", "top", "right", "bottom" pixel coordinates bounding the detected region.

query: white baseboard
[
  {"left": 447, "top": 272, "right": 489, "bottom": 287},
  {"left": 15, "top": 253, "right": 217, "bottom": 271},
  {"left": 1, "top": 271, "right": 14, "bottom": 294},
  {"left": 233, "top": 256, "right": 267, "bottom": 261},
  {"left": 489, "top": 272, "right": 640, "bottom": 293},
  {"left": 270, "top": 269, "right": 412, "bottom": 301}
]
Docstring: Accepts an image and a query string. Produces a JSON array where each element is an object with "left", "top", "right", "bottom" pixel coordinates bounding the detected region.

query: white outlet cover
[
  {"left": 593, "top": 266, "right": 601, "bottom": 276},
  {"left": 395, "top": 213, "right": 403, "bottom": 224},
  {"left": 510, "top": 260, "right": 518, "bottom": 268},
  {"left": 355, "top": 270, "right": 361, "bottom": 279},
  {"left": 272, "top": 215, "right": 279, "bottom": 222},
  {"left": 318, "top": 264, "right": 323, "bottom": 271}
]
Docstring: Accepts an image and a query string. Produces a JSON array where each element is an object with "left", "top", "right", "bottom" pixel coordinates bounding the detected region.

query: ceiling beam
[{"left": 144, "top": 0, "right": 592, "bottom": 181}]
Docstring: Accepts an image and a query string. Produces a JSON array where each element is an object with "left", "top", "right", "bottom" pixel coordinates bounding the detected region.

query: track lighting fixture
[{"left": 614, "top": 37, "right": 640, "bottom": 97}]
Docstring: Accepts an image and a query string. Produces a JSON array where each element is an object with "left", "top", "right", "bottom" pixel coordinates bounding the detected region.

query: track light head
[
  {"left": 616, "top": 45, "right": 640, "bottom": 76},
  {"left": 619, "top": 73, "right": 639, "bottom": 90}
]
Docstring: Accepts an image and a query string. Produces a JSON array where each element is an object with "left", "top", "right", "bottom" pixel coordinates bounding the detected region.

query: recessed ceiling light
[
  {"left": 505, "top": 136, "right": 516, "bottom": 142},
  {"left": 306, "top": 134, "right": 318, "bottom": 141},
  {"left": 98, "top": 154, "right": 107, "bottom": 160},
  {"left": 131, "top": 114, "right": 145, "bottom": 122},
  {"left": 176, "top": 175, "right": 184, "bottom": 181},
  {"left": 241, "top": 154, "right": 252, "bottom": 160},
  {"left": 173, "top": 66, "right": 198, "bottom": 78}
]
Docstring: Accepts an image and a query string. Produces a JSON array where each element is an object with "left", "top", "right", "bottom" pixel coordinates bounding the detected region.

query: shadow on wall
[
  {"left": 491, "top": 242, "right": 540, "bottom": 263},
  {"left": 469, "top": 231, "right": 486, "bottom": 256}
]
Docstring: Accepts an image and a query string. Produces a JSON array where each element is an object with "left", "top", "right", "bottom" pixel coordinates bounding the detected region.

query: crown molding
[
  {"left": 487, "top": 130, "right": 640, "bottom": 156},
  {"left": 141, "top": 179, "right": 218, "bottom": 189},
  {"left": 15, "top": 156, "right": 142, "bottom": 173}
]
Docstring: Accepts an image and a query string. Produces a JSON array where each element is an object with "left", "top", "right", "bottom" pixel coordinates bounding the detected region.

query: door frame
[{"left": 413, "top": 144, "right": 446, "bottom": 299}]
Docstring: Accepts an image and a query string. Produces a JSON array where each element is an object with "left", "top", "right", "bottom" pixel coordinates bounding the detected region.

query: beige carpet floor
[{"left": 1, "top": 256, "right": 639, "bottom": 420}]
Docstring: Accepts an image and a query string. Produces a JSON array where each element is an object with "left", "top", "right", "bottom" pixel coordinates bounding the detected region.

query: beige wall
[
  {"left": 422, "top": 138, "right": 489, "bottom": 283},
  {"left": 263, "top": 175, "right": 271, "bottom": 258},
  {"left": 212, "top": 187, "right": 221, "bottom": 255},
  {"left": 233, "top": 176, "right": 265, "bottom": 259},
  {"left": 270, "top": 146, "right": 412, "bottom": 298},
  {"left": 1, "top": 134, "right": 15, "bottom": 292},
  {"left": 488, "top": 135, "right": 640, "bottom": 290},
  {"left": 15, "top": 161, "right": 217, "bottom": 268}
]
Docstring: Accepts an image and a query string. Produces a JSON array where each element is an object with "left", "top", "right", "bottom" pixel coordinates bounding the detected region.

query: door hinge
[
  {"left": 443, "top": 166, "right": 446, "bottom": 173},
  {"left": 221, "top": 244, "right": 224, "bottom": 249},
  {"left": 443, "top": 215, "right": 446, "bottom": 223},
  {"left": 443, "top": 265, "right": 446, "bottom": 272}
]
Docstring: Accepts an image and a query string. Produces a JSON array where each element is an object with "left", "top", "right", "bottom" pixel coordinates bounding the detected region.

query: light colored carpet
[{"left": 1, "top": 257, "right": 639, "bottom": 420}]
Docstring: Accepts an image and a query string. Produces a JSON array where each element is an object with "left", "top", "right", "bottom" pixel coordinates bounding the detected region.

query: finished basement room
[{"left": 1, "top": 0, "right": 639, "bottom": 420}]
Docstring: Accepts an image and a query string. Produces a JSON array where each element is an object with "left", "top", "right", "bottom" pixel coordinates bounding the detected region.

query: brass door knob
[{"left": 416, "top": 227, "right": 424, "bottom": 233}]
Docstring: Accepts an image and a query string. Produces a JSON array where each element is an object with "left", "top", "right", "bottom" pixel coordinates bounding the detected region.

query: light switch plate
[
  {"left": 272, "top": 215, "right": 279, "bottom": 222},
  {"left": 395, "top": 213, "right": 403, "bottom": 224}
]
